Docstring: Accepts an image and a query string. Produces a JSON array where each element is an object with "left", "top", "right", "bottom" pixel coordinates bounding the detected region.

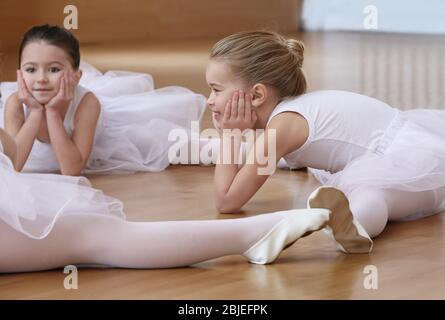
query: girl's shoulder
[
  {"left": 73, "top": 85, "right": 99, "bottom": 112},
  {"left": 73, "top": 89, "right": 101, "bottom": 124},
  {"left": 4, "top": 91, "right": 20, "bottom": 106},
  {"left": 3, "top": 92, "right": 24, "bottom": 115},
  {"left": 75, "top": 84, "right": 93, "bottom": 100},
  {"left": 267, "top": 110, "right": 309, "bottom": 134},
  {"left": 266, "top": 111, "right": 310, "bottom": 155}
]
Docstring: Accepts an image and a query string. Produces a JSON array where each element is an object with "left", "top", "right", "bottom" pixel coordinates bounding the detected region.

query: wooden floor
[{"left": 1, "top": 31, "right": 445, "bottom": 299}]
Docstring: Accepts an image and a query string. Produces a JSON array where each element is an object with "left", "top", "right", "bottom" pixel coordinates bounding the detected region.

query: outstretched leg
[{"left": 0, "top": 208, "right": 330, "bottom": 273}]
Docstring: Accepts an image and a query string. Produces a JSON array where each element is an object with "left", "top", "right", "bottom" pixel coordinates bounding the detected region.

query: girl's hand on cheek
[
  {"left": 221, "top": 90, "right": 257, "bottom": 132},
  {"left": 45, "top": 70, "right": 75, "bottom": 113},
  {"left": 16, "top": 70, "right": 43, "bottom": 112}
]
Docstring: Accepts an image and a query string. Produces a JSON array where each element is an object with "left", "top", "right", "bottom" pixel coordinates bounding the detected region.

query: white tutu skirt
[
  {"left": 0, "top": 62, "right": 207, "bottom": 174},
  {"left": 310, "top": 109, "right": 445, "bottom": 216},
  {"left": 0, "top": 152, "right": 125, "bottom": 239}
]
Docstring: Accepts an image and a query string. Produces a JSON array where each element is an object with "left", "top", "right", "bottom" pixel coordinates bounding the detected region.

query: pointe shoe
[
  {"left": 243, "top": 208, "right": 331, "bottom": 265},
  {"left": 307, "top": 186, "right": 373, "bottom": 254}
]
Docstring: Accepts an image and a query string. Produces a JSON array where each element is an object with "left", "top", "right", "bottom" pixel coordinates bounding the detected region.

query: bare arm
[
  {"left": 4, "top": 92, "right": 43, "bottom": 171},
  {"left": 46, "top": 92, "right": 100, "bottom": 176},
  {"left": 215, "top": 111, "right": 308, "bottom": 214}
]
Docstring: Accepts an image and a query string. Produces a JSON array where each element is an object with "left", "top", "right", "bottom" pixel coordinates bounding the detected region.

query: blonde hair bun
[{"left": 285, "top": 39, "right": 305, "bottom": 68}]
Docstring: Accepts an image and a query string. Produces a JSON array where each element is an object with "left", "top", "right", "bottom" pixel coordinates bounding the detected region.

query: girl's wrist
[
  {"left": 28, "top": 108, "right": 44, "bottom": 116},
  {"left": 45, "top": 107, "right": 60, "bottom": 116},
  {"left": 45, "top": 108, "right": 62, "bottom": 122},
  {"left": 26, "top": 102, "right": 43, "bottom": 111},
  {"left": 219, "top": 130, "right": 243, "bottom": 165}
]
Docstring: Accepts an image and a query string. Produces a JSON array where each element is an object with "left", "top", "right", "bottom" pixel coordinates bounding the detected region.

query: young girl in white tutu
[
  {"left": 207, "top": 31, "right": 445, "bottom": 253},
  {"left": 0, "top": 128, "right": 336, "bottom": 272},
  {"left": 1, "top": 24, "right": 206, "bottom": 175}
]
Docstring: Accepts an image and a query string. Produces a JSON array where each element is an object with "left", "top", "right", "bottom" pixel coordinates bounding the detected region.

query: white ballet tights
[
  {"left": 347, "top": 186, "right": 445, "bottom": 238},
  {"left": 0, "top": 211, "right": 291, "bottom": 273}
]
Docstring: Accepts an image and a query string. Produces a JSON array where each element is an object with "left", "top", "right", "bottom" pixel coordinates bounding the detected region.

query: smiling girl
[
  {"left": 2, "top": 25, "right": 206, "bottom": 175},
  {"left": 4, "top": 25, "right": 99, "bottom": 176},
  {"left": 205, "top": 31, "right": 445, "bottom": 253}
]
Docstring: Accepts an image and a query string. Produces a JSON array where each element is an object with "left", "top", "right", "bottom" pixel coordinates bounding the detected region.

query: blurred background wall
[
  {"left": 0, "top": 0, "right": 444, "bottom": 112},
  {"left": 0, "top": 0, "right": 303, "bottom": 50},
  {"left": 302, "top": 0, "right": 445, "bottom": 34}
]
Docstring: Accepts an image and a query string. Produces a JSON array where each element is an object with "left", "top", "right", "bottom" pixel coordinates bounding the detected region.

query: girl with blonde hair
[{"left": 207, "top": 30, "right": 445, "bottom": 253}]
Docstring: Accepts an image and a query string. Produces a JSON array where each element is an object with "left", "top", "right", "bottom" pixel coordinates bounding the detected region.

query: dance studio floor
[{"left": 1, "top": 31, "right": 444, "bottom": 299}]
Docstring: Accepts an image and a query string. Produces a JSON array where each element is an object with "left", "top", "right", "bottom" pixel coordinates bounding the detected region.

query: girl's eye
[
  {"left": 25, "top": 67, "right": 35, "bottom": 73},
  {"left": 49, "top": 67, "right": 61, "bottom": 73},
  {"left": 213, "top": 88, "right": 220, "bottom": 93}
]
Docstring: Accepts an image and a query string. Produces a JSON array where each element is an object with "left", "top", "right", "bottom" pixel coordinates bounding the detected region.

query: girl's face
[
  {"left": 205, "top": 59, "right": 249, "bottom": 130},
  {"left": 20, "top": 41, "right": 79, "bottom": 104}
]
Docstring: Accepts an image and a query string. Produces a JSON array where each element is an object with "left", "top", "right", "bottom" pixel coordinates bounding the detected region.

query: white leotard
[
  {"left": 267, "top": 90, "right": 445, "bottom": 234},
  {"left": 267, "top": 90, "right": 398, "bottom": 173}
]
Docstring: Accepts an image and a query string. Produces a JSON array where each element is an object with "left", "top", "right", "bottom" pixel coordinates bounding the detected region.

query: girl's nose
[
  {"left": 206, "top": 93, "right": 214, "bottom": 106},
  {"left": 37, "top": 71, "right": 48, "bottom": 83}
]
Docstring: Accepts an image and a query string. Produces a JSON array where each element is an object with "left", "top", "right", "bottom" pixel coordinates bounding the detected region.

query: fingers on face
[
  {"left": 69, "top": 71, "right": 77, "bottom": 99},
  {"left": 59, "top": 73, "right": 66, "bottom": 98},
  {"left": 17, "top": 70, "right": 29, "bottom": 97},
  {"left": 231, "top": 91, "right": 238, "bottom": 118},
  {"left": 66, "top": 69, "right": 75, "bottom": 99},
  {"left": 238, "top": 90, "right": 245, "bottom": 119},
  {"left": 222, "top": 90, "right": 256, "bottom": 127},
  {"left": 223, "top": 99, "right": 231, "bottom": 121}
]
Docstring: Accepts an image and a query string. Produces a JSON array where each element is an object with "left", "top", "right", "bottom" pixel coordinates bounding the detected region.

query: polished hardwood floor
[{"left": 0, "top": 31, "right": 444, "bottom": 299}]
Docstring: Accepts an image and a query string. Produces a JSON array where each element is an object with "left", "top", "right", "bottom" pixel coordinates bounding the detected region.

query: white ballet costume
[
  {"left": 0, "top": 143, "right": 125, "bottom": 240},
  {"left": 0, "top": 146, "right": 332, "bottom": 271},
  {"left": 0, "top": 61, "right": 207, "bottom": 174},
  {"left": 268, "top": 90, "right": 445, "bottom": 238}
]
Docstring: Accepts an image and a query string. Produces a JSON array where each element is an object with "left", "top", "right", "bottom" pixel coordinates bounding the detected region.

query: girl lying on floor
[{"left": 1, "top": 24, "right": 207, "bottom": 175}]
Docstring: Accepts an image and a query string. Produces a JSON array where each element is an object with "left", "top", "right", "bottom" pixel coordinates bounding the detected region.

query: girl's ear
[{"left": 250, "top": 83, "right": 268, "bottom": 107}]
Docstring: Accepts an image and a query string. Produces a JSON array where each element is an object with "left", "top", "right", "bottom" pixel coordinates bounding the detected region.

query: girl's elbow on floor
[
  {"left": 215, "top": 197, "right": 244, "bottom": 214},
  {"left": 13, "top": 161, "right": 24, "bottom": 172},
  {"left": 61, "top": 168, "right": 82, "bottom": 176},
  {"left": 60, "top": 164, "right": 83, "bottom": 176}
]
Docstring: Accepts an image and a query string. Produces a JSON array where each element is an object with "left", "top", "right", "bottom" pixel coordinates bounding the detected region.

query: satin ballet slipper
[
  {"left": 243, "top": 208, "right": 331, "bottom": 265},
  {"left": 307, "top": 186, "right": 373, "bottom": 253}
]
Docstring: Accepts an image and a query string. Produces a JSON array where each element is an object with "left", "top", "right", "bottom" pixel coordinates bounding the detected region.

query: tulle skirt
[
  {"left": 0, "top": 62, "right": 207, "bottom": 174},
  {"left": 0, "top": 152, "right": 125, "bottom": 239},
  {"left": 310, "top": 109, "right": 445, "bottom": 217}
]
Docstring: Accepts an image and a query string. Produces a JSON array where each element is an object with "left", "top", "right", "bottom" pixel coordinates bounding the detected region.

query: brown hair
[
  {"left": 210, "top": 31, "right": 307, "bottom": 100},
  {"left": 19, "top": 24, "right": 80, "bottom": 69}
]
